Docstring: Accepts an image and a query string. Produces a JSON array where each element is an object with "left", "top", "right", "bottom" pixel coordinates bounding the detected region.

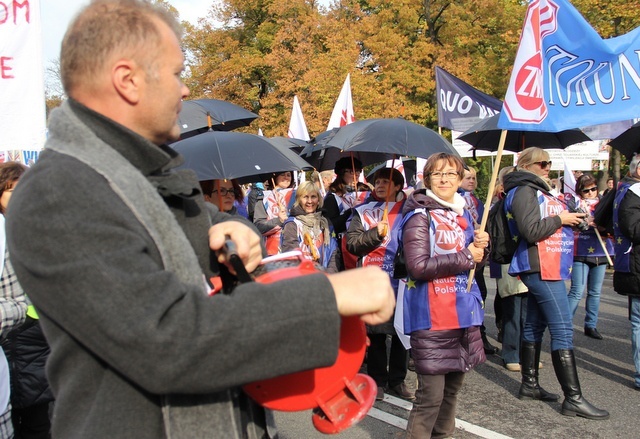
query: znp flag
[{"left": 498, "top": 0, "right": 640, "bottom": 132}]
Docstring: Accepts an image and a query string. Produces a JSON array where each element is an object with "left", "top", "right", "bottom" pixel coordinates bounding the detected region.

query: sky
[{"left": 40, "top": 0, "right": 217, "bottom": 68}]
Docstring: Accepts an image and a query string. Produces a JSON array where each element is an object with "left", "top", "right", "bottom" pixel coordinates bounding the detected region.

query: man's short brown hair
[{"left": 60, "top": 0, "right": 182, "bottom": 96}]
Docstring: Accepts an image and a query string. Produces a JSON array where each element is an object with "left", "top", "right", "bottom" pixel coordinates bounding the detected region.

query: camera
[{"left": 566, "top": 197, "right": 590, "bottom": 232}]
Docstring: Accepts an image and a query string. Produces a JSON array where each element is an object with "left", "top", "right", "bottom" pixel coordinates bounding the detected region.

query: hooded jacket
[
  {"left": 613, "top": 176, "right": 640, "bottom": 296},
  {"left": 399, "top": 190, "right": 485, "bottom": 375},
  {"left": 503, "top": 170, "right": 563, "bottom": 275}
]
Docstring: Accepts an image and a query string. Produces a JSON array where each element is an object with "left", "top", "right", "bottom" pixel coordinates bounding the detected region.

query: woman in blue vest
[
  {"left": 322, "top": 157, "right": 370, "bottom": 270},
  {"left": 280, "top": 182, "right": 338, "bottom": 272},
  {"left": 253, "top": 171, "right": 296, "bottom": 255},
  {"left": 400, "top": 153, "right": 487, "bottom": 438},
  {"left": 503, "top": 147, "right": 608, "bottom": 420},
  {"left": 567, "top": 174, "right": 613, "bottom": 340},
  {"left": 346, "top": 168, "right": 412, "bottom": 401}
]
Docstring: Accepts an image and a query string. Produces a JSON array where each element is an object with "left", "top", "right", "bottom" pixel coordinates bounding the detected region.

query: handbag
[{"left": 392, "top": 246, "right": 407, "bottom": 279}]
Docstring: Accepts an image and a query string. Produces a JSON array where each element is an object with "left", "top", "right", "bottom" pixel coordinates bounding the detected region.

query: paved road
[{"left": 273, "top": 270, "right": 639, "bottom": 438}]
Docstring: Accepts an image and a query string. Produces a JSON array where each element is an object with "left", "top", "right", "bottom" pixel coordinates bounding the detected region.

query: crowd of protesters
[{"left": 3, "top": 139, "right": 630, "bottom": 437}]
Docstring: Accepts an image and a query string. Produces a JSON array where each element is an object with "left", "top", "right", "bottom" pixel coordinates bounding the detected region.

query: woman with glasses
[
  {"left": 503, "top": 147, "right": 608, "bottom": 420},
  {"left": 400, "top": 153, "right": 488, "bottom": 438},
  {"left": 567, "top": 174, "right": 613, "bottom": 340},
  {"left": 199, "top": 179, "right": 246, "bottom": 217}
]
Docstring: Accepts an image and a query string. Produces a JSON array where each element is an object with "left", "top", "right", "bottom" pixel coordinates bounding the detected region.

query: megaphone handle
[{"left": 220, "top": 236, "right": 253, "bottom": 284}]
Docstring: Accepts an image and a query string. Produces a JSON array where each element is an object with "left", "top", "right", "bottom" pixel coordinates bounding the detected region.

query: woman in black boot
[
  {"left": 518, "top": 341, "right": 558, "bottom": 401},
  {"left": 503, "top": 148, "right": 609, "bottom": 420}
]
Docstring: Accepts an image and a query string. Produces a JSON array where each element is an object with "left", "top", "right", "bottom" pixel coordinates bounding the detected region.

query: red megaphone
[{"left": 242, "top": 255, "right": 376, "bottom": 434}]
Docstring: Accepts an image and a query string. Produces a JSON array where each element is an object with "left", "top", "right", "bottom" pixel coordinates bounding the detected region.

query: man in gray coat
[{"left": 5, "top": 1, "right": 395, "bottom": 438}]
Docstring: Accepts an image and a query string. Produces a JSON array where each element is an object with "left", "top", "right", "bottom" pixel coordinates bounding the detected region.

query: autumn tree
[
  {"left": 182, "top": 0, "right": 528, "bottom": 136},
  {"left": 570, "top": 0, "right": 640, "bottom": 185}
]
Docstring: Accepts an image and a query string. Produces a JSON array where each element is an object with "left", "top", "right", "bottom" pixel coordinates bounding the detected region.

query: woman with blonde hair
[
  {"left": 281, "top": 182, "right": 338, "bottom": 272},
  {"left": 503, "top": 147, "right": 608, "bottom": 419}
]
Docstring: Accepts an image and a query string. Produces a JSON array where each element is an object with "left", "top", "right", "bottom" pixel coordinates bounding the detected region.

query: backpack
[
  {"left": 593, "top": 188, "right": 616, "bottom": 236},
  {"left": 486, "top": 197, "right": 518, "bottom": 264}
]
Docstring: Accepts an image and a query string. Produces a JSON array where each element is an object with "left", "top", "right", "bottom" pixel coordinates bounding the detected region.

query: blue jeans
[
  {"left": 630, "top": 297, "right": 640, "bottom": 388},
  {"left": 568, "top": 261, "right": 606, "bottom": 328},
  {"left": 520, "top": 272, "right": 573, "bottom": 351},
  {"left": 501, "top": 293, "right": 527, "bottom": 364}
]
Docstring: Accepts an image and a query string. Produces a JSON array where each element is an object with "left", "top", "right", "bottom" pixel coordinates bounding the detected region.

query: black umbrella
[
  {"left": 177, "top": 99, "right": 259, "bottom": 139},
  {"left": 300, "top": 143, "right": 390, "bottom": 171},
  {"left": 608, "top": 120, "right": 640, "bottom": 161},
  {"left": 300, "top": 128, "right": 388, "bottom": 171},
  {"left": 458, "top": 114, "right": 591, "bottom": 152},
  {"left": 172, "top": 131, "right": 312, "bottom": 182},
  {"left": 321, "top": 118, "right": 457, "bottom": 158},
  {"left": 366, "top": 158, "right": 417, "bottom": 186},
  {"left": 266, "top": 136, "right": 309, "bottom": 154}
]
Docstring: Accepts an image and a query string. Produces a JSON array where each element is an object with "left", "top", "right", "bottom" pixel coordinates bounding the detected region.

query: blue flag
[{"left": 498, "top": 0, "right": 640, "bottom": 132}]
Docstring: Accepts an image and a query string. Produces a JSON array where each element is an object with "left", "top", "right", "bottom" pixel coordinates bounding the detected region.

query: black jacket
[
  {"left": 503, "top": 171, "right": 563, "bottom": 274},
  {"left": 2, "top": 316, "right": 54, "bottom": 409},
  {"left": 614, "top": 176, "right": 640, "bottom": 296}
]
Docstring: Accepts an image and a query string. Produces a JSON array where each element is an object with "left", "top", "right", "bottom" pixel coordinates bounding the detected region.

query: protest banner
[
  {"left": 435, "top": 66, "right": 502, "bottom": 132},
  {"left": 0, "top": 0, "right": 46, "bottom": 160}
]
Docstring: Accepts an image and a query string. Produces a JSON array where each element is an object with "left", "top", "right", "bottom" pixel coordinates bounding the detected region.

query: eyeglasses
[
  {"left": 533, "top": 160, "right": 552, "bottom": 168},
  {"left": 429, "top": 171, "right": 459, "bottom": 180},
  {"left": 212, "top": 188, "right": 235, "bottom": 197},
  {"left": 581, "top": 187, "right": 598, "bottom": 194}
]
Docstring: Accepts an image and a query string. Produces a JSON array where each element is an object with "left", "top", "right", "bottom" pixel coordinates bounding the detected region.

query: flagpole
[
  {"left": 467, "top": 129, "right": 507, "bottom": 291},
  {"left": 594, "top": 229, "right": 614, "bottom": 266},
  {"left": 379, "top": 156, "right": 397, "bottom": 238}
]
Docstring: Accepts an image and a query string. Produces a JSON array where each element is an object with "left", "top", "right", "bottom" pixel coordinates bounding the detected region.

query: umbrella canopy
[
  {"left": 172, "top": 131, "right": 312, "bottom": 182},
  {"left": 300, "top": 144, "right": 390, "bottom": 172},
  {"left": 320, "top": 118, "right": 457, "bottom": 158},
  {"left": 267, "top": 136, "right": 309, "bottom": 154},
  {"left": 366, "top": 158, "right": 417, "bottom": 186},
  {"left": 458, "top": 114, "right": 591, "bottom": 152},
  {"left": 177, "top": 99, "right": 259, "bottom": 139},
  {"left": 608, "top": 120, "right": 640, "bottom": 161}
]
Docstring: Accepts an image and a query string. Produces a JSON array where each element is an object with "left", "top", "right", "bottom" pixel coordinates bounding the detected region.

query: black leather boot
[
  {"left": 518, "top": 342, "right": 559, "bottom": 401},
  {"left": 481, "top": 330, "right": 498, "bottom": 355},
  {"left": 551, "top": 349, "right": 609, "bottom": 420}
]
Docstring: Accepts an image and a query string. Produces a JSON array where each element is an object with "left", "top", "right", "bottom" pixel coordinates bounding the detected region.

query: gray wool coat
[{"left": 6, "top": 100, "right": 341, "bottom": 439}]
